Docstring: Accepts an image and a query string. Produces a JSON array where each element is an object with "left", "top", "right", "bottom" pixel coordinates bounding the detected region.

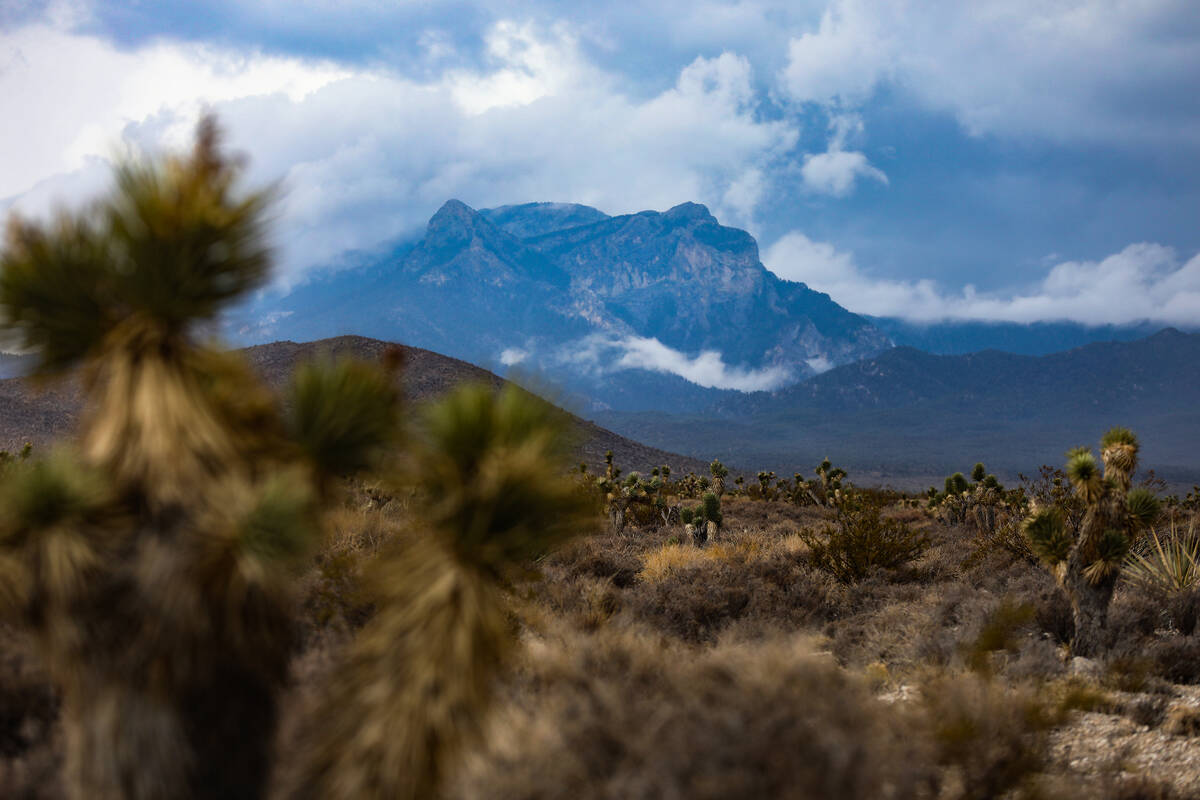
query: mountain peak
[
  {"left": 664, "top": 201, "right": 715, "bottom": 225},
  {"left": 428, "top": 199, "right": 478, "bottom": 229},
  {"left": 480, "top": 202, "right": 610, "bottom": 239}
]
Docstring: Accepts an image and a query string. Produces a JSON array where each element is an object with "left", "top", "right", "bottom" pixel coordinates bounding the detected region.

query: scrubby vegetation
[{"left": 2, "top": 118, "right": 1200, "bottom": 798}]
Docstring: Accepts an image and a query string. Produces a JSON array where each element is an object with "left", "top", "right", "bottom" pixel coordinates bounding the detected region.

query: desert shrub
[
  {"left": 552, "top": 537, "right": 640, "bottom": 589},
  {"left": 800, "top": 496, "right": 930, "bottom": 583},
  {"left": 963, "top": 598, "right": 1037, "bottom": 675},
  {"left": 452, "top": 632, "right": 932, "bottom": 800},
  {"left": 629, "top": 554, "right": 844, "bottom": 644},
  {"left": 918, "top": 672, "right": 1055, "bottom": 800},
  {"left": 1163, "top": 704, "right": 1200, "bottom": 737},
  {"left": 1032, "top": 587, "right": 1076, "bottom": 645},
  {"left": 624, "top": 500, "right": 662, "bottom": 529},
  {"left": 1144, "top": 636, "right": 1200, "bottom": 684}
]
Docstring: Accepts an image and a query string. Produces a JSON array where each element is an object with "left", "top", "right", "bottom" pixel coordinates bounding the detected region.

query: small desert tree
[
  {"left": 0, "top": 118, "right": 401, "bottom": 798},
  {"left": 1022, "top": 428, "right": 1160, "bottom": 656}
]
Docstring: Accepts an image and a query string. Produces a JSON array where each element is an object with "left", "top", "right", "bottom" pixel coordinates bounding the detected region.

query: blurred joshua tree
[
  {"left": 0, "top": 117, "right": 401, "bottom": 798},
  {"left": 291, "top": 382, "right": 589, "bottom": 798},
  {"left": 1022, "top": 428, "right": 1161, "bottom": 656}
]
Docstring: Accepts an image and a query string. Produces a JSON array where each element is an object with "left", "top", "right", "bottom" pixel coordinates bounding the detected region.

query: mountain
[
  {"left": 593, "top": 330, "right": 1200, "bottom": 489},
  {"left": 0, "top": 336, "right": 705, "bottom": 476},
  {"left": 232, "top": 200, "right": 891, "bottom": 411},
  {"left": 871, "top": 317, "right": 1176, "bottom": 356}
]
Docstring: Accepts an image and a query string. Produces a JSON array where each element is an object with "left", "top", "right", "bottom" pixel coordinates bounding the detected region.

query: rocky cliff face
[{"left": 235, "top": 199, "right": 891, "bottom": 410}]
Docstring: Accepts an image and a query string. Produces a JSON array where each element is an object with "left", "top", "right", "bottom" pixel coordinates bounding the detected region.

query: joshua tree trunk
[
  {"left": 712, "top": 476, "right": 725, "bottom": 497},
  {"left": 609, "top": 501, "right": 626, "bottom": 533},
  {"left": 1061, "top": 552, "right": 1118, "bottom": 658}
]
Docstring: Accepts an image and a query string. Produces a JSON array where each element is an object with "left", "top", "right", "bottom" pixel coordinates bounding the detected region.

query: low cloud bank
[
  {"left": 766, "top": 233, "right": 1200, "bottom": 327},
  {"left": 566, "top": 334, "right": 793, "bottom": 392}
]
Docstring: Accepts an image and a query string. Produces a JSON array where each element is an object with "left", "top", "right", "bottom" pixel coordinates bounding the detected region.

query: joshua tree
[
  {"left": 709, "top": 459, "right": 729, "bottom": 497},
  {"left": 291, "top": 383, "right": 588, "bottom": 798},
  {"left": 756, "top": 470, "right": 776, "bottom": 501},
  {"left": 1022, "top": 428, "right": 1161, "bottom": 656},
  {"left": 597, "top": 451, "right": 628, "bottom": 532},
  {"left": 807, "top": 458, "right": 847, "bottom": 507},
  {"left": 0, "top": 117, "right": 401, "bottom": 798},
  {"left": 681, "top": 491, "right": 722, "bottom": 546}
]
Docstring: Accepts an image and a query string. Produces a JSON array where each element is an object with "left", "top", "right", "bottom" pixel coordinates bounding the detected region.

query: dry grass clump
[
  {"left": 451, "top": 630, "right": 933, "bottom": 800},
  {"left": 637, "top": 539, "right": 762, "bottom": 583}
]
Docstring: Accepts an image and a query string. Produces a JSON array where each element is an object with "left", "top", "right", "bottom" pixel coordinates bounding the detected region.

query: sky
[{"left": 2, "top": 0, "right": 1199, "bottom": 326}]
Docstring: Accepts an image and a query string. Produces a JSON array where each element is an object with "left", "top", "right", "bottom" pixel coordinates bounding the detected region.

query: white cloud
[
  {"left": 766, "top": 232, "right": 1200, "bottom": 326},
  {"left": 499, "top": 346, "right": 529, "bottom": 366},
  {"left": 0, "top": 23, "right": 349, "bottom": 201},
  {"left": 779, "top": 3, "right": 888, "bottom": 107},
  {"left": 447, "top": 21, "right": 587, "bottom": 114},
  {"left": 777, "top": 0, "right": 1200, "bottom": 145},
  {"left": 805, "top": 355, "right": 832, "bottom": 373},
  {"left": 796, "top": 112, "right": 887, "bottom": 197},
  {"left": 567, "top": 334, "right": 793, "bottom": 391},
  {"left": 801, "top": 149, "right": 886, "bottom": 196},
  {"left": 0, "top": 21, "right": 798, "bottom": 283}
]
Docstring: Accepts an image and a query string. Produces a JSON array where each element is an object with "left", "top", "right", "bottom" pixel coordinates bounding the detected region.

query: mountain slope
[
  {"left": 234, "top": 200, "right": 891, "bottom": 411},
  {"left": 0, "top": 336, "right": 704, "bottom": 475},
  {"left": 595, "top": 330, "right": 1200, "bottom": 487},
  {"left": 871, "top": 317, "right": 1177, "bottom": 356}
]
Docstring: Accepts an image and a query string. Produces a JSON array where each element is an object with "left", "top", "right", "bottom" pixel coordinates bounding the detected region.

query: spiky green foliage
[
  {"left": 1023, "top": 508, "right": 1070, "bottom": 565},
  {"left": 1083, "top": 528, "right": 1131, "bottom": 583},
  {"left": 1065, "top": 449, "right": 1102, "bottom": 502},
  {"left": 294, "top": 383, "right": 590, "bottom": 799},
  {"left": 0, "top": 116, "right": 401, "bottom": 799},
  {"left": 1126, "top": 487, "right": 1161, "bottom": 531},
  {"left": 945, "top": 472, "right": 970, "bottom": 496},
  {"left": 701, "top": 491, "right": 723, "bottom": 528},
  {"left": 287, "top": 356, "right": 400, "bottom": 482},
  {"left": 1124, "top": 521, "right": 1200, "bottom": 599},
  {"left": 0, "top": 117, "right": 271, "bottom": 375},
  {"left": 709, "top": 459, "right": 728, "bottom": 497},
  {"left": 971, "top": 463, "right": 987, "bottom": 483}
]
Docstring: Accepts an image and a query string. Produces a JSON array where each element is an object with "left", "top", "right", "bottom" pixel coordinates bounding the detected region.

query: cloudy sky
[{"left": 2, "top": 0, "right": 1199, "bottom": 325}]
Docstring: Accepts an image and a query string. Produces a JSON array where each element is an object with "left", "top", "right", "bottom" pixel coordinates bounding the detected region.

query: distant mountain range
[
  {"left": 870, "top": 317, "right": 1173, "bottom": 356},
  {"left": 0, "top": 336, "right": 704, "bottom": 475},
  {"left": 212, "top": 197, "right": 1200, "bottom": 486},
  {"left": 231, "top": 200, "right": 889, "bottom": 410},
  {"left": 595, "top": 329, "right": 1200, "bottom": 489}
]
